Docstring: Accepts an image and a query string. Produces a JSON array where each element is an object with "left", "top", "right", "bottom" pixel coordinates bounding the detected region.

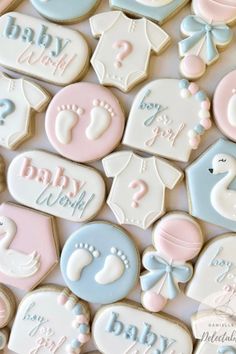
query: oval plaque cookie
[
  {"left": 7, "top": 150, "right": 105, "bottom": 222},
  {"left": 0, "top": 12, "right": 89, "bottom": 85}
]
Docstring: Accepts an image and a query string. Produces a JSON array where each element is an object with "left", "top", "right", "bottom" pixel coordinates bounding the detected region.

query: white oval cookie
[
  {"left": 92, "top": 303, "right": 193, "bottom": 354},
  {"left": 7, "top": 150, "right": 105, "bottom": 222},
  {"left": 0, "top": 12, "right": 89, "bottom": 85}
]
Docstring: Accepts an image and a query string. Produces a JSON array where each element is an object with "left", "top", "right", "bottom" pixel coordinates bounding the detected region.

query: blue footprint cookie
[{"left": 61, "top": 222, "right": 140, "bottom": 304}]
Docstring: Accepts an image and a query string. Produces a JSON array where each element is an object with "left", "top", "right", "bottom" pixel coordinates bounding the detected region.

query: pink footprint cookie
[
  {"left": 140, "top": 212, "right": 203, "bottom": 312},
  {"left": 45, "top": 83, "right": 125, "bottom": 163}
]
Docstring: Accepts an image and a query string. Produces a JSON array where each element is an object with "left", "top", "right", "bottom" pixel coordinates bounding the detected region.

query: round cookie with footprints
[
  {"left": 45, "top": 83, "right": 125, "bottom": 163},
  {"left": 60, "top": 222, "right": 140, "bottom": 304}
]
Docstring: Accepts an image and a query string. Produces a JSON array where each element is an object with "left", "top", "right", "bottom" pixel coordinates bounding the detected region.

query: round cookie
[
  {"left": 213, "top": 70, "right": 236, "bottom": 142},
  {"left": 45, "top": 83, "right": 125, "bottom": 163},
  {"left": 192, "top": 0, "right": 236, "bottom": 25},
  {"left": 60, "top": 222, "right": 140, "bottom": 304},
  {"left": 31, "top": 0, "right": 100, "bottom": 24},
  {"left": 0, "top": 284, "right": 16, "bottom": 328}
]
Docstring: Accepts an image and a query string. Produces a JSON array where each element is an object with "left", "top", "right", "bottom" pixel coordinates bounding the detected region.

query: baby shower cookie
[
  {"left": 0, "top": 202, "right": 59, "bottom": 291},
  {"left": 110, "top": 0, "right": 189, "bottom": 25},
  {"left": 90, "top": 11, "right": 170, "bottom": 92},
  {"left": 61, "top": 222, "right": 140, "bottom": 304},
  {"left": 0, "top": 155, "right": 5, "bottom": 193},
  {"left": 92, "top": 303, "right": 193, "bottom": 354},
  {"left": 9, "top": 286, "right": 91, "bottom": 354},
  {"left": 140, "top": 212, "right": 203, "bottom": 312},
  {"left": 123, "top": 79, "right": 212, "bottom": 162},
  {"left": 7, "top": 150, "right": 105, "bottom": 222},
  {"left": 0, "top": 12, "right": 90, "bottom": 86},
  {"left": 45, "top": 82, "right": 125, "bottom": 163},
  {"left": 0, "top": 284, "right": 16, "bottom": 329},
  {"left": 213, "top": 70, "right": 236, "bottom": 142},
  {"left": 0, "top": 72, "right": 50, "bottom": 150},
  {"left": 102, "top": 151, "right": 183, "bottom": 229},
  {"left": 31, "top": 0, "right": 100, "bottom": 24},
  {"left": 178, "top": 0, "right": 235, "bottom": 79},
  {"left": 186, "top": 138, "right": 236, "bottom": 231}
]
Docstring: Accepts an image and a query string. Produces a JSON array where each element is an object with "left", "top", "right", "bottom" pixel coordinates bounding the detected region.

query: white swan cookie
[
  {"left": 0, "top": 202, "right": 59, "bottom": 291},
  {"left": 186, "top": 138, "right": 236, "bottom": 231},
  {"left": 60, "top": 222, "right": 140, "bottom": 304},
  {"left": 8, "top": 285, "right": 91, "bottom": 354}
]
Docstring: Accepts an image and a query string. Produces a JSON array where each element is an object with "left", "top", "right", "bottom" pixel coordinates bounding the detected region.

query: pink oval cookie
[
  {"left": 213, "top": 70, "right": 236, "bottom": 142},
  {"left": 45, "top": 83, "right": 125, "bottom": 162},
  {"left": 192, "top": 0, "right": 236, "bottom": 24}
]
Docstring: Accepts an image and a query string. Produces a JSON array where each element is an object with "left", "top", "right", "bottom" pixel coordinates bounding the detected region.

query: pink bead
[
  {"left": 201, "top": 100, "right": 210, "bottom": 110},
  {"left": 57, "top": 294, "right": 68, "bottom": 305},
  {"left": 142, "top": 291, "right": 167, "bottom": 312},
  {"left": 76, "top": 315, "right": 88, "bottom": 324},
  {"left": 190, "top": 136, "right": 200, "bottom": 150},
  {"left": 200, "top": 118, "right": 212, "bottom": 130},
  {"left": 77, "top": 333, "right": 90, "bottom": 343},
  {"left": 188, "top": 83, "right": 199, "bottom": 95},
  {"left": 181, "top": 55, "right": 206, "bottom": 79}
]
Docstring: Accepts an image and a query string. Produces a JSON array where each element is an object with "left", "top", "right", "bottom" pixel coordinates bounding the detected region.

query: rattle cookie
[
  {"left": 178, "top": 0, "right": 235, "bottom": 79},
  {"left": 0, "top": 284, "right": 16, "bottom": 351},
  {"left": 9, "top": 286, "right": 91, "bottom": 354},
  {"left": 140, "top": 212, "right": 203, "bottom": 312},
  {"left": 90, "top": 11, "right": 170, "bottom": 92}
]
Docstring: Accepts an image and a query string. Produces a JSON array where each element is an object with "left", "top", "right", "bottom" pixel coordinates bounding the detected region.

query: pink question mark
[
  {"left": 113, "top": 40, "right": 133, "bottom": 68},
  {"left": 129, "top": 180, "right": 148, "bottom": 208}
]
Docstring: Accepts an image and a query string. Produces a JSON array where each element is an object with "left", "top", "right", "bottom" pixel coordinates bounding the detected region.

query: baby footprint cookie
[
  {"left": 0, "top": 284, "right": 16, "bottom": 351},
  {"left": 45, "top": 83, "right": 125, "bottom": 163},
  {"left": 140, "top": 212, "right": 203, "bottom": 312},
  {"left": 61, "top": 222, "right": 140, "bottom": 304}
]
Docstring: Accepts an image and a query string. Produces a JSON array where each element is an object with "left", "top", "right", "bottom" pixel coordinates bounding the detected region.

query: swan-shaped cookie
[{"left": 0, "top": 216, "right": 40, "bottom": 278}]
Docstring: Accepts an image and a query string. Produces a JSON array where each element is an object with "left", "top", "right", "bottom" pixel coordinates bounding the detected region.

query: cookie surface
[
  {"left": 45, "top": 83, "right": 125, "bottom": 163},
  {"left": 192, "top": 0, "right": 236, "bottom": 24},
  {"left": 61, "top": 222, "right": 140, "bottom": 304},
  {"left": 31, "top": 0, "right": 100, "bottom": 23},
  {"left": 0, "top": 284, "right": 16, "bottom": 328},
  {"left": 123, "top": 79, "right": 211, "bottom": 162}
]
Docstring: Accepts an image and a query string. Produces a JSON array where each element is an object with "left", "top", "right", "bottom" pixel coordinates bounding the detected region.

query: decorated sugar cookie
[
  {"left": 61, "top": 222, "right": 140, "bottom": 304},
  {"left": 31, "top": 0, "right": 100, "bottom": 24},
  {"left": 0, "top": 284, "right": 16, "bottom": 351},
  {"left": 0, "top": 12, "right": 90, "bottom": 86},
  {"left": 102, "top": 151, "right": 183, "bottom": 229},
  {"left": 92, "top": 303, "right": 193, "bottom": 354},
  {"left": 0, "top": 202, "right": 59, "bottom": 291},
  {"left": 8, "top": 286, "right": 91, "bottom": 354},
  {"left": 0, "top": 72, "right": 50, "bottom": 150},
  {"left": 110, "top": 0, "right": 189, "bottom": 25},
  {"left": 90, "top": 11, "right": 170, "bottom": 92},
  {"left": 123, "top": 79, "right": 212, "bottom": 162},
  {"left": 0, "top": 155, "right": 5, "bottom": 193},
  {"left": 7, "top": 150, "right": 106, "bottom": 222},
  {"left": 186, "top": 138, "right": 236, "bottom": 231},
  {"left": 141, "top": 212, "right": 203, "bottom": 312},
  {"left": 178, "top": 0, "right": 235, "bottom": 79},
  {"left": 45, "top": 83, "right": 125, "bottom": 163},
  {"left": 195, "top": 343, "right": 236, "bottom": 354}
]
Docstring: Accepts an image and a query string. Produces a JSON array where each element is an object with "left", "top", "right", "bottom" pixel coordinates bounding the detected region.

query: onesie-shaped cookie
[
  {"left": 178, "top": 0, "right": 236, "bottom": 79},
  {"left": 0, "top": 284, "right": 16, "bottom": 351},
  {"left": 140, "top": 212, "right": 203, "bottom": 312},
  {"left": 90, "top": 11, "right": 170, "bottom": 92}
]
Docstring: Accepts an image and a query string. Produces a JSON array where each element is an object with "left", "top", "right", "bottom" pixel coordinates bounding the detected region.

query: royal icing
[
  {"left": 45, "top": 83, "right": 125, "bottom": 163},
  {"left": 0, "top": 284, "right": 16, "bottom": 329},
  {"left": 186, "top": 138, "right": 236, "bottom": 231},
  {"left": 123, "top": 79, "right": 212, "bottom": 161},
  {"left": 102, "top": 151, "right": 183, "bottom": 229},
  {"left": 213, "top": 70, "right": 236, "bottom": 141},
  {"left": 195, "top": 342, "right": 236, "bottom": 354},
  {"left": 31, "top": 0, "right": 99, "bottom": 23},
  {"left": 93, "top": 303, "right": 193, "bottom": 354},
  {"left": 110, "top": 0, "right": 189, "bottom": 24},
  {"left": 0, "top": 71, "right": 49, "bottom": 149},
  {"left": 90, "top": 11, "right": 170, "bottom": 92},
  {"left": 8, "top": 286, "right": 91, "bottom": 354},
  {"left": 140, "top": 212, "right": 203, "bottom": 312},
  {"left": 0, "top": 328, "right": 8, "bottom": 350},
  {"left": 0, "top": 12, "right": 89, "bottom": 85},
  {"left": 192, "top": 0, "right": 236, "bottom": 24},
  {"left": 61, "top": 222, "right": 140, "bottom": 304},
  {"left": 7, "top": 150, "right": 106, "bottom": 222},
  {"left": 0, "top": 202, "right": 58, "bottom": 291}
]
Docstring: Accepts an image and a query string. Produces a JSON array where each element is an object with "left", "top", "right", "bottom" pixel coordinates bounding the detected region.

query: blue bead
[
  {"left": 196, "top": 91, "right": 207, "bottom": 101},
  {"left": 73, "top": 304, "right": 84, "bottom": 315},
  {"left": 179, "top": 79, "right": 189, "bottom": 89},
  {"left": 194, "top": 124, "right": 205, "bottom": 135},
  {"left": 71, "top": 339, "right": 81, "bottom": 349},
  {"left": 79, "top": 323, "right": 89, "bottom": 334}
]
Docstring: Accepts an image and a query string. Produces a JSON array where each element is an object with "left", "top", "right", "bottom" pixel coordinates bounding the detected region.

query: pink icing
[
  {"left": 154, "top": 214, "right": 203, "bottom": 261},
  {"left": 181, "top": 55, "right": 206, "bottom": 79},
  {"left": 201, "top": 100, "right": 211, "bottom": 110},
  {"left": 142, "top": 291, "right": 167, "bottom": 312},
  {"left": 193, "top": 0, "right": 236, "bottom": 23},
  {"left": 0, "top": 203, "right": 58, "bottom": 291},
  {"left": 77, "top": 333, "right": 90, "bottom": 343},
  {"left": 200, "top": 118, "right": 212, "bottom": 130},
  {"left": 45, "top": 83, "right": 125, "bottom": 163},
  {"left": 188, "top": 83, "right": 199, "bottom": 95},
  {"left": 213, "top": 70, "right": 236, "bottom": 142}
]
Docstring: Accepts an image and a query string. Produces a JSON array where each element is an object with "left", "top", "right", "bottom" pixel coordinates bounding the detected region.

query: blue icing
[
  {"left": 60, "top": 222, "right": 140, "bottom": 304},
  {"left": 218, "top": 346, "right": 236, "bottom": 354},
  {"left": 110, "top": 0, "right": 188, "bottom": 24},
  {"left": 186, "top": 138, "right": 236, "bottom": 231},
  {"left": 30, "top": 0, "right": 98, "bottom": 22}
]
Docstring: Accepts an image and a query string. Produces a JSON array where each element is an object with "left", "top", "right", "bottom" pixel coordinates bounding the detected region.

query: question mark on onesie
[{"left": 0, "top": 99, "right": 15, "bottom": 125}]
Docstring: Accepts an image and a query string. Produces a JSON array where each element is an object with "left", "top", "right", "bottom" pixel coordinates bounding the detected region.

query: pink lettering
[
  {"left": 52, "top": 167, "right": 69, "bottom": 189},
  {"left": 20, "top": 158, "right": 37, "bottom": 179}
]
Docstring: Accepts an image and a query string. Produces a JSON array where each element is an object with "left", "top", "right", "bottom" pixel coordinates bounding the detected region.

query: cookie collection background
[{"left": 0, "top": 0, "right": 235, "bottom": 353}]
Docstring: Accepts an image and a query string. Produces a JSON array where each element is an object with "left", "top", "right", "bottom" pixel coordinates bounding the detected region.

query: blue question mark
[
  {"left": 0, "top": 99, "right": 15, "bottom": 125},
  {"left": 218, "top": 346, "right": 236, "bottom": 354}
]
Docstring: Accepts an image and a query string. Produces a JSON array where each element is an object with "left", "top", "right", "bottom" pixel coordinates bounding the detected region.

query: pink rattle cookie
[
  {"left": 45, "top": 83, "right": 125, "bottom": 163},
  {"left": 140, "top": 212, "right": 203, "bottom": 312}
]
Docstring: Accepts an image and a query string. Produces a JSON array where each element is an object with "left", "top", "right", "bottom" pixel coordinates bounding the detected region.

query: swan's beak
[{"left": 209, "top": 168, "right": 214, "bottom": 174}]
